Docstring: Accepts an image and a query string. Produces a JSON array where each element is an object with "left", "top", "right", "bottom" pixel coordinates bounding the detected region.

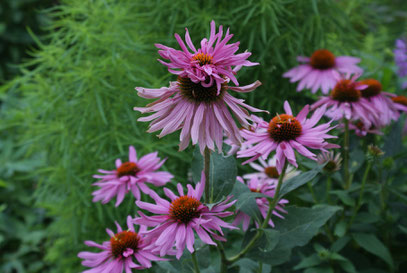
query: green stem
[
  {"left": 227, "top": 161, "right": 288, "bottom": 263},
  {"left": 218, "top": 242, "right": 228, "bottom": 273},
  {"left": 258, "top": 262, "right": 263, "bottom": 273},
  {"left": 344, "top": 119, "right": 350, "bottom": 189},
  {"left": 204, "top": 147, "right": 211, "bottom": 203},
  {"left": 191, "top": 251, "right": 200, "bottom": 273},
  {"left": 347, "top": 161, "right": 372, "bottom": 230},
  {"left": 326, "top": 175, "right": 332, "bottom": 204}
]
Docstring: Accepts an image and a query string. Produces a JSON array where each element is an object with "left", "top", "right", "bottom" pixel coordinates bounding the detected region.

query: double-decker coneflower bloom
[
  {"left": 135, "top": 21, "right": 264, "bottom": 154},
  {"left": 92, "top": 146, "right": 173, "bottom": 207},
  {"left": 243, "top": 155, "right": 299, "bottom": 184},
  {"left": 359, "top": 78, "right": 398, "bottom": 127},
  {"left": 134, "top": 173, "right": 237, "bottom": 259},
  {"left": 311, "top": 74, "right": 378, "bottom": 127},
  {"left": 238, "top": 101, "right": 338, "bottom": 172},
  {"left": 394, "top": 39, "right": 407, "bottom": 89},
  {"left": 78, "top": 216, "right": 165, "bottom": 272},
  {"left": 232, "top": 176, "right": 288, "bottom": 231},
  {"left": 155, "top": 20, "right": 258, "bottom": 92},
  {"left": 283, "top": 49, "right": 363, "bottom": 94}
]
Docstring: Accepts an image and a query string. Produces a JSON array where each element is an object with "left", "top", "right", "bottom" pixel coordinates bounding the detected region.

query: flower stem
[
  {"left": 258, "top": 262, "right": 263, "bottom": 273},
  {"left": 204, "top": 147, "right": 211, "bottom": 203},
  {"left": 191, "top": 251, "right": 200, "bottom": 273},
  {"left": 227, "top": 161, "right": 288, "bottom": 263},
  {"left": 347, "top": 160, "right": 372, "bottom": 230},
  {"left": 217, "top": 242, "right": 228, "bottom": 273},
  {"left": 326, "top": 175, "right": 332, "bottom": 204},
  {"left": 344, "top": 119, "right": 351, "bottom": 189}
]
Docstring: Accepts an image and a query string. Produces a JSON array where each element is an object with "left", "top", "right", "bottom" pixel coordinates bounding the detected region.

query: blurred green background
[{"left": 0, "top": 0, "right": 406, "bottom": 272}]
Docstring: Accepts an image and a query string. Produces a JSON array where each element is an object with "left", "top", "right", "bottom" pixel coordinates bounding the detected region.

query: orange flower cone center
[
  {"left": 264, "top": 166, "right": 279, "bottom": 179},
  {"left": 117, "top": 162, "right": 140, "bottom": 177},
  {"left": 310, "top": 49, "right": 336, "bottom": 70},
  {"left": 392, "top": 95, "right": 407, "bottom": 106},
  {"left": 268, "top": 114, "right": 302, "bottom": 142},
  {"left": 110, "top": 231, "right": 140, "bottom": 258},
  {"left": 330, "top": 79, "right": 361, "bottom": 102},
  {"left": 360, "top": 79, "right": 382, "bottom": 98},
  {"left": 169, "top": 196, "right": 201, "bottom": 223},
  {"left": 192, "top": 52, "right": 213, "bottom": 66}
]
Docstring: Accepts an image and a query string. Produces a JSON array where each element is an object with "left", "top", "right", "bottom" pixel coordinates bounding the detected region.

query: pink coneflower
[
  {"left": 343, "top": 120, "right": 382, "bottom": 137},
  {"left": 359, "top": 79, "right": 398, "bottom": 127},
  {"left": 311, "top": 74, "right": 378, "bottom": 127},
  {"left": 232, "top": 176, "right": 288, "bottom": 231},
  {"left": 156, "top": 20, "right": 258, "bottom": 92},
  {"left": 134, "top": 173, "right": 237, "bottom": 259},
  {"left": 317, "top": 151, "right": 342, "bottom": 173},
  {"left": 283, "top": 49, "right": 363, "bottom": 94},
  {"left": 92, "top": 146, "right": 173, "bottom": 207},
  {"left": 237, "top": 101, "right": 338, "bottom": 172},
  {"left": 134, "top": 78, "right": 265, "bottom": 154},
  {"left": 78, "top": 216, "right": 165, "bottom": 272},
  {"left": 392, "top": 95, "right": 407, "bottom": 134},
  {"left": 243, "top": 155, "right": 299, "bottom": 183}
]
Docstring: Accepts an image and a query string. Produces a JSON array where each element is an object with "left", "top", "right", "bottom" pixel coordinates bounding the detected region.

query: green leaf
[
  {"left": 304, "top": 266, "right": 334, "bottom": 273},
  {"left": 330, "top": 190, "right": 355, "bottom": 206},
  {"left": 334, "top": 220, "right": 346, "bottom": 237},
  {"left": 383, "top": 120, "right": 402, "bottom": 157},
  {"left": 294, "top": 253, "right": 321, "bottom": 270},
  {"left": 191, "top": 147, "right": 204, "bottom": 183},
  {"left": 191, "top": 147, "right": 237, "bottom": 202},
  {"left": 234, "top": 258, "right": 258, "bottom": 272},
  {"left": 398, "top": 225, "right": 407, "bottom": 234},
  {"left": 231, "top": 181, "right": 262, "bottom": 221},
  {"left": 249, "top": 205, "right": 341, "bottom": 265},
  {"left": 279, "top": 166, "right": 321, "bottom": 197},
  {"left": 352, "top": 233, "right": 394, "bottom": 269},
  {"left": 275, "top": 205, "right": 341, "bottom": 249},
  {"left": 331, "top": 235, "right": 351, "bottom": 252},
  {"left": 349, "top": 148, "right": 365, "bottom": 174},
  {"left": 209, "top": 152, "right": 237, "bottom": 202}
]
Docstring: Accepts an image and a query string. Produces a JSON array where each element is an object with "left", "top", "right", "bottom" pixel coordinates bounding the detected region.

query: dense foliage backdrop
[{"left": 1, "top": 0, "right": 407, "bottom": 272}]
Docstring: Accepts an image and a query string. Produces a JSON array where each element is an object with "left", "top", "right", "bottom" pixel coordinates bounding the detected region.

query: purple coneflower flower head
[
  {"left": 345, "top": 121, "right": 383, "bottom": 137},
  {"left": 156, "top": 20, "right": 258, "bottom": 92},
  {"left": 243, "top": 155, "right": 300, "bottom": 184},
  {"left": 134, "top": 78, "right": 265, "bottom": 154},
  {"left": 134, "top": 173, "right": 237, "bottom": 259},
  {"left": 392, "top": 95, "right": 407, "bottom": 134},
  {"left": 78, "top": 216, "right": 166, "bottom": 272},
  {"left": 311, "top": 74, "right": 378, "bottom": 127},
  {"left": 317, "top": 151, "right": 342, "bottom": 173},
  {"left": 237, "top": 101, "right": 338, "bottom": 173},
  {"left": 358, "top": 79, "right": 399, "bottom": 127},
  {"left": 283, "top": 49, "right": 363, "bottom": 94},
  {"left": 92, "top": 146, "right": 173, "bottom": 207},
  {"left": 394, "top": 39, "right": 407, "bottom": 89},
  {"left": 232, "top": 176, "right": 288, "bottom": 231}
]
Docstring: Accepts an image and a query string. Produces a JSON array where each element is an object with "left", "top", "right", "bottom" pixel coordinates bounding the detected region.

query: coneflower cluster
[{"left": 78, "top": 21, "right": 407, "bottom": 273}]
